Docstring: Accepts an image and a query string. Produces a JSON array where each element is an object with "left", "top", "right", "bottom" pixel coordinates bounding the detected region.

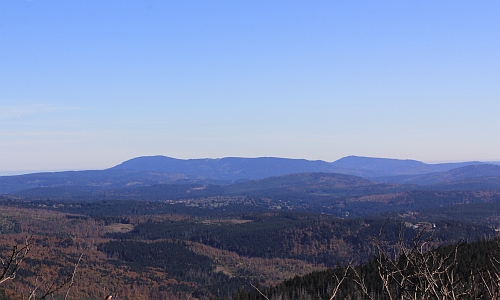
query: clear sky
[{"left": 1, "top": 1, "right": 499, "bottom": 174}]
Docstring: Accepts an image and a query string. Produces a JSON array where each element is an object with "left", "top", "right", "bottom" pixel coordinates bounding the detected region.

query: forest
[
  {"left": 0, "top": 166, "right": 500, "bottom": 299},
  {"left": 235, "top": 238, "right": 500, "bottom": 299},
  {"left": 0, "top": 196, "right": 498, "bottom": 299}
]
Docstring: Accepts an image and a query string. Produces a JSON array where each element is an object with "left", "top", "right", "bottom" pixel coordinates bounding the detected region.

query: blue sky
[{"left": 1, "top": 1, "right": 499, "bottom": 174}]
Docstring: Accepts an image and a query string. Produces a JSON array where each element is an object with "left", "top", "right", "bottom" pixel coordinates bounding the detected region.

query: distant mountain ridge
[
  {"left": 332, "top": 156, "right": 483, "bottom": 176},
  {"left": 374, "top": 164, "right": 500, "bottom": 185},
  {"left": 86, "top": 172, "right": 377, "bottom": 201},
  {"left": 109, "top": 156, "right": 335, "bottom": 179},
  {"left": 110, "top": 155, "right": 484, "bottom": 179},
  {"left": 0, "top": 155, "right": 491, "bottom": 194}
]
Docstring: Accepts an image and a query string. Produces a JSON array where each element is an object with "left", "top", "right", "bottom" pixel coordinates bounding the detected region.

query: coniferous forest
[{"left": 0, "top": 162, "right": 499, "bottom": 299}]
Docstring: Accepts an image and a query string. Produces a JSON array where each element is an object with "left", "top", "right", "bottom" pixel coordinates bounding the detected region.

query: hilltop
[{"left": 0, "top": 155, "right": 492, "bottom": 194}]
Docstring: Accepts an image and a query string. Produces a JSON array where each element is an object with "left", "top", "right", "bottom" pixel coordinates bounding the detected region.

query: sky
[{"left": 1, "top": 1, "right": 499, "bottom": 174}]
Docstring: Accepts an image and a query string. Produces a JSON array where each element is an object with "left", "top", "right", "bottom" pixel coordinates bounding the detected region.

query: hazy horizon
[
  {"left": 1, "top": 154, "right": 499, "bottom": 177},
  {"left": 2, "top": 1, "right": 499, "bottom": 173}
]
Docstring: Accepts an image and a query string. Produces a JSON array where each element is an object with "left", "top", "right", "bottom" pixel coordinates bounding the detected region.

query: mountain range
[
  {"left": 374, "top": 163, "right": 500, "bottom": 185},
  {"left": 110, "top": 155, "right": 487, "bottom": 178},
  {"left": 1, "top": 155, "right": 499, "bottom": 195}
]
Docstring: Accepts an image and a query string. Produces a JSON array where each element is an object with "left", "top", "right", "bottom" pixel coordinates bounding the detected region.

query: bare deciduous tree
[
  {"left": 350, "top": 226, "right": 500, "bottom": 300},
  {"left": 0, "top": 236, "right": 33, "bottom": 285},
  {"left": 26, "top": 253, "right": 84, "bottom": 300},
  {"left": 0, "top": 236, "right": 83, "bottom": 300}
]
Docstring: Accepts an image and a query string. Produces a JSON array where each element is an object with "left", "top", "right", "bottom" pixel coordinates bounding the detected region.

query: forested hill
[
  {"left": 236, "top": 238, "right": 500, "bottom": 300},
  {"left": 110, "top": 156, "right": 335, "bottom": 179},
  {"left": 12, "top": 172, "right": 380, "bottom": 201},
  {"left": 1, "top": 156, "right": 495, "bottom": 194},
  {"left": 110, "top": 155, "right": 485, "bottom": 178},
  {"left": 374, "top": 164, "right": 500, "bottom": 185}
]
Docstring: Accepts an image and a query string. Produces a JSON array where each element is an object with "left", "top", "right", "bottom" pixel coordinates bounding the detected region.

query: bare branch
[
  {"left": 250, "top": 283, "right": 270, "bottom": 300},
  {"left": 64, "top": 253, "right": 84, "bottom": 300},
  {"left": 329, "top": 266, "right": 349, "bottom": 300},
  {"left": 26, "top": 253, "right": 84, "bottom": 300},
  {"left": 0, "top": 236, "right": 33, "bottom": 285}
]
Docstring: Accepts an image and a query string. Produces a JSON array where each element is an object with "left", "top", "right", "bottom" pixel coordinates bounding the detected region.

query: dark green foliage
[
  {"left": 108, "top": 213, "right": 493, "bottom": 266},
  {"left": 7, "top": 199, "right": 268, "bottom": 218},
  {"left": 98, "top": 240, "right": 213, "bottom": 276},
  {"left": 108, "top": 213, "right": 363, "bottom": 264},
  {"left": 410, "top": 202, "right": 500, "bottom": 225},
  {"left": 0, "top": 219, "right": 21, "bottom": 234},
  {"left": 97, "top": 240, "right": 249, "bottom": 299},
  {"left": 236, "top": 239, "right": 500, "bottom": 300}
]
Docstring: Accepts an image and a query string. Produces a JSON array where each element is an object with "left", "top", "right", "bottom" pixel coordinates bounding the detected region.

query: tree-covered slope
[{"left": 374, "top": 164, "right": 500, "bottom": 185}]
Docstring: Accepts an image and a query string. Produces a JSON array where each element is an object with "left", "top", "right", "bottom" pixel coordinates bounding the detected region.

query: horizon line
[{"left": 2, "top": 155, "right": 499, "bottom": 177}]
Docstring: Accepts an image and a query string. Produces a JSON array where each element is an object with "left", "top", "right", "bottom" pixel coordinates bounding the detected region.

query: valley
[{"left": 0, "top": 156, "right": 499, "bottom": 299}]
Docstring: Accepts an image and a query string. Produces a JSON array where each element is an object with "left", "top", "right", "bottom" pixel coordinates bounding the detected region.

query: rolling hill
[
  {"left": 374, "top": 164, "right": 500, "bottom": 185},
  {"left": 111, "top": 155, "right": 484, "bottom": 178},
  {"left": 0, "top": 155, "right": 491, "bottom": 194}
]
